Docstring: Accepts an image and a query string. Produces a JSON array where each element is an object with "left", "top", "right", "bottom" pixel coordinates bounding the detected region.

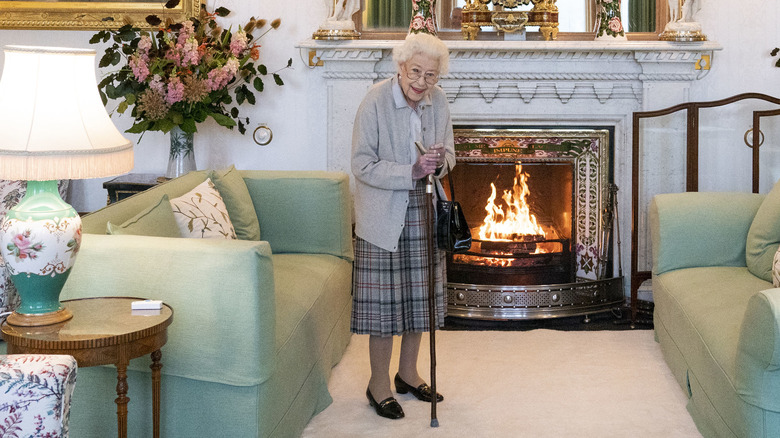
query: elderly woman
[{"left": 350, "top": 32, "right": 454, "bottom": 420}]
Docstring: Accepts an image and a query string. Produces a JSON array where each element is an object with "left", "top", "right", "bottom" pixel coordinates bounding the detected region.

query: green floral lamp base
[
  {"left": 0, "top": 180, "right": 79, "bottom": 326},
  {"left": 166, "top": 126, "right": 196, "bottom": 179}
]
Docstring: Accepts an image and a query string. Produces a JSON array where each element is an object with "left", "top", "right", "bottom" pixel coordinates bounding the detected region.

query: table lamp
[{"left": 0, "top": 45, "right": 133, "bottom": 326}]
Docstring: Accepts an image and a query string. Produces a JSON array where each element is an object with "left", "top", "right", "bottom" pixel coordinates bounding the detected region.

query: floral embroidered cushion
[
  {"left": 107, "top": 194, "right": 182, "bottom": 238},
  {"left": 169, "top": 178, "right": 237, "bottom": 239},
  {"left": 209, "top": 165, "right": 261, "bottom": 241},
  {"left": 0, "top": 354, "right": 78, "bottom": 437}
]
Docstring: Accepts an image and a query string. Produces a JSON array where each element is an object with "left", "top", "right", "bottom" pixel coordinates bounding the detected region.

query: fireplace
[
  {"left": 299, "top": 38, "right": 721, "bottom": 320},
  {"left": 444, "top": 127, "right": 624, "bottom": 320}
]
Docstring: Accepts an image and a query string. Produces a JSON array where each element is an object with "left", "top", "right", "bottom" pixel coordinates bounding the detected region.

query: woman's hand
[
  {"left": 429, "top": 143, "right": 446, "bottom": 168},
  {"left": 412, "top": 144, "right": 443, "bottom": 180},
  {"left": 414, "top": 144, "right": 446, "bottom": 179}
]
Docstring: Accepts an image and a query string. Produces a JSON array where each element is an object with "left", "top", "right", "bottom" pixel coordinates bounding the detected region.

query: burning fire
[
  {"left": 455, "top": 164, "right": 559, "bottom": 268},
  {"left": 478, "top": 164, "right": 546, "bottom": 244}
]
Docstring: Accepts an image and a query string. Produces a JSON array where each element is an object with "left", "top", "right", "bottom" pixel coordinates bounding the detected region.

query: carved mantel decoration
[{"left": 298, "top": 38, "right": 721, "bottom": 296}]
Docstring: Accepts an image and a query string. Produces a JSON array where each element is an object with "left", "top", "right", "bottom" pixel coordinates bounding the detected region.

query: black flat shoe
[
  {"left": 394, "top": 373, "right": 444, "bottom": 402},
  {"left": 366, "top": 388, "right": 404, "bottom": 419}
]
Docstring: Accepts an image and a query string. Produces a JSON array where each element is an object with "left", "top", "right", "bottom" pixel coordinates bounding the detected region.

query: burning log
[{"left": 481, "top": 238, "right": 543, "bottom": 255}]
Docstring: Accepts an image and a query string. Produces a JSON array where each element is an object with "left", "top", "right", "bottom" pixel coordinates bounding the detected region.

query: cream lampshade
[{"left": 0, "top": 45, "right": 133, "bottom": 326}]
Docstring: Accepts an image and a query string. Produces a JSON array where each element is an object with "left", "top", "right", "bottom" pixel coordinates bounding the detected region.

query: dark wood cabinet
[{"left": 103, "top": 173, "right": 163, "bottom": 204}]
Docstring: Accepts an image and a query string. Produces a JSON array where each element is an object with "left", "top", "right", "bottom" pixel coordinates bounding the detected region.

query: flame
[{"left": 478, "top": 164, "right": 546, "bottom": 243}]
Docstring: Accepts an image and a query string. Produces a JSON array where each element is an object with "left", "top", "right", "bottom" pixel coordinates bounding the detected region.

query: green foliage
[
  {"left": 91, "top": 4, "right": 292, "bottom": 138},
  {"left": 772, "top": 48, "right": 780, "bottom": 68}
]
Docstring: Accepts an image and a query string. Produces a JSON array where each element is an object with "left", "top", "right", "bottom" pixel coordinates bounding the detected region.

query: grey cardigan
[{"left": 351, "top": 76, "right": 455, "bottom": 252}]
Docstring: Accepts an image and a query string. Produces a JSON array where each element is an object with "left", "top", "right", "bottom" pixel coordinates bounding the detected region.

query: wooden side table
[
  {"left": 1, "top": 297, "right": 174, "bottom": 438},
  {"left": 103, "top": 173, "right": 164, "bottom": 204}
]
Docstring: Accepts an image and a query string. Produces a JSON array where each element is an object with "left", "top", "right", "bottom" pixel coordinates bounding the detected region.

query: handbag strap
[
  {"left": 446, "top": 164, "right": 456, "bottom": 201},
  {"left": 435, "top": 162, "right": 456, "bottom": 202}
]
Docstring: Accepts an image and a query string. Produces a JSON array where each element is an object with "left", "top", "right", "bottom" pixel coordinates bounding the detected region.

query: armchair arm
[
  {"left": 61, "top": 234, "right": 276, "bottom": 387},
  {"left": 650, "top": 192, "right": 765, "bottom": 276},
  {"left": 736, "top": 288, "right": 780, "bottom": 411}
]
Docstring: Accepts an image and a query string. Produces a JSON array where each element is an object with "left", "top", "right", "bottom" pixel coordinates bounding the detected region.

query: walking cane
[{"left": 417, "top": 142, "right": 439, "bottom": 428}]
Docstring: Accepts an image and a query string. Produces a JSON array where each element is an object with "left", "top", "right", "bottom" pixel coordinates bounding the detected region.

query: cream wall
[
  {"left": 0, "top": 0, "right": 778, "bottom": 212},
  {"left": 688, "top": 0, "right": 780, "bottom": 190}
]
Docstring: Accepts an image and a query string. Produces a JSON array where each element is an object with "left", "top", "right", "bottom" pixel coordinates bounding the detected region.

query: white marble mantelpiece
[
  {"left": 297, "top": 38, "right": 721, "bottom": 295},
  {"left": 298, "top": 39, "right": 720, "bottom": 170}
]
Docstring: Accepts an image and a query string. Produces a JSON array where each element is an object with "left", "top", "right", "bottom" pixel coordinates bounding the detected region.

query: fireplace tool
[
  {"left": 416, "top": 141, "right": 440, "bottom": 428},
  {"left": 598, "top": 183, "right": 620, "bottom": 280}
]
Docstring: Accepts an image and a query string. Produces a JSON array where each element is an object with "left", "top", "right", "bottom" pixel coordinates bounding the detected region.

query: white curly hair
[{"left": 392, "top": 33, "right": 450, "bottom": 75}]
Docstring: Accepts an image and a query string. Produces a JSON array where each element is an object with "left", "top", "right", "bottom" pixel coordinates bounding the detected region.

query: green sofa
[
  {"left": 651, "top": 189, "right": 780, "bottom": 438},
  {"left": 58, "top": 170, "right": 354, "bottom": 437}
]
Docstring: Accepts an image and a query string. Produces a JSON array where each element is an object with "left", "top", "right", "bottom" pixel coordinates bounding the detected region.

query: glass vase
[
  {"left": 166, "top": 126, "right": 196, "bottom": 179},
  {"left": 409, "top": 0, "right": 437, "bottom": 35},
  {"left": 594, "top": 0, "right": 626, "bottom": 41}
]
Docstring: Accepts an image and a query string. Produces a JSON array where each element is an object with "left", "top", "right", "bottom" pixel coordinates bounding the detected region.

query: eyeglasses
[{"left": 405, "top": 67, "right": 439, "bottom": 85}]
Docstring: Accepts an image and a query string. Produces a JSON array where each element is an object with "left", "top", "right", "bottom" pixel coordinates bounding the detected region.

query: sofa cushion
[
  {"left": 655, "top": 266, "right": 776, "bottom": 436},
  {"left": 264, "top": 253, "right": 352, "bottom": 432},
  {"left": 210, "top": 166, "right": 261, "bottom": 241},
  {"left": 273, "top": 254, "right": 352, "bottom": 355},
  {"left": 651, "top": 192, "right": 764, "bottom": 275},
  {"left": 747, "top": 179, "right": 780, "bottom": 282},
  {"left": 655, "top": 267, "right": 767, "bottom": 387},
  {"left": 106, "top": 194, "right": 181, "bottom": 237},
  {"left": 170, "top": 178, "right": 237, "bottom": 239},
  {"left": 242, "top": 171, "right": 354, "bottom": 259}
]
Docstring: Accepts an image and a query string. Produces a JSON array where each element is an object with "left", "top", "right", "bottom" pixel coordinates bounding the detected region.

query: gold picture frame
[{"left": 0, "top": 0, "right": 200, "bottom": 30}]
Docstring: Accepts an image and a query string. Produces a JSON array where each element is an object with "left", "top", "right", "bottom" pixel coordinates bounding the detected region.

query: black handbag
[{"left": 435, "top": 168, "right": 472, "bottom": 253}]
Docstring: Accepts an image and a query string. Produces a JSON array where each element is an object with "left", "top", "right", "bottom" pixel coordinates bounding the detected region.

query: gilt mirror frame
[
  {"left": 0, "top": 0, "right": 200, "bottom": 30},
  {"left": 356, "top": 0, "right": 671, "bottom": 41}
]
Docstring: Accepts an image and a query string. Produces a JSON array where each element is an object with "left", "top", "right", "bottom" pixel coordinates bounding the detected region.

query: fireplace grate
[{"left": 447, "top": 278, "right": 625, "bottom": 320}]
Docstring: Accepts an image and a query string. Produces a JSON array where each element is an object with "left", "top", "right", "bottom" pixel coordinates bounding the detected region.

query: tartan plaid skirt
[{"left": 351, "top": 180, "right": 447, "bottom": 337}]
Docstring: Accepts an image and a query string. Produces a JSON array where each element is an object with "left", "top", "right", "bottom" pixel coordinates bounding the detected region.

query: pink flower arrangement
[{"left": 92, "top": 4, "right": 291, "bottom": 136}]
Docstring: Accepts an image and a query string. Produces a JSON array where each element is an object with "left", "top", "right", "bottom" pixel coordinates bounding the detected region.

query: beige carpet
[{"left": 302, "top": 329, "right": 702, "bottom": 438}]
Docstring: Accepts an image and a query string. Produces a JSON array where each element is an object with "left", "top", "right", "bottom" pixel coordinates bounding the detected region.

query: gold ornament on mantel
[
  {"left": 461, "top": 0, "right": 558, "bottom": 41},
  {"left": 313, "top": 0, "right": 361, "bottom": 40},
  {"left": 492, "top": 11, "right": 530, "bottom": 34},
  {"left": 493, "top": 0, "right": 524, "bottom": 7},
  {"left": 659, "top": 0, "right": 707, "bottom": 42}
]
